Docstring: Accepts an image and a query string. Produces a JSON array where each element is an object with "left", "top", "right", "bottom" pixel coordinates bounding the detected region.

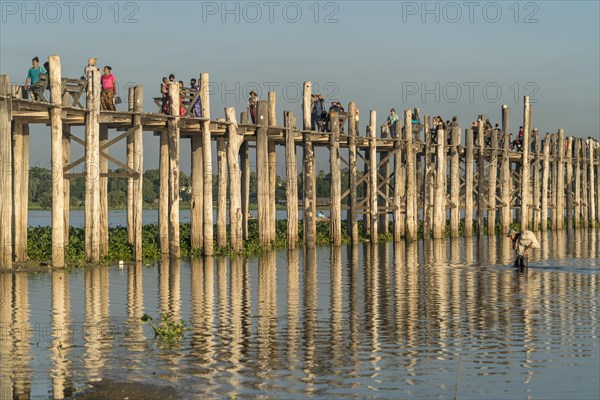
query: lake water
[{"left": 1, "top": 229, "right": 599, "bottom": 399}]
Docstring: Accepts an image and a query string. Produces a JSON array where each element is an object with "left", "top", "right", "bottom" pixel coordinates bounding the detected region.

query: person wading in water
[{"left": 507, "top": 227, "right": 540, "bottom": 271}]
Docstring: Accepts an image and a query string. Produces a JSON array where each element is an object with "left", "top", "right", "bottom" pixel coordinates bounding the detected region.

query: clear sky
[{"left": 1, "top": 0, "right": 599, "bottom": 174}]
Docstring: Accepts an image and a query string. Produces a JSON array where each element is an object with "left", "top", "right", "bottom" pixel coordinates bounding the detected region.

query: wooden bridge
[{"left": 0, "top": 55, "right": 598, "bottom": 268}]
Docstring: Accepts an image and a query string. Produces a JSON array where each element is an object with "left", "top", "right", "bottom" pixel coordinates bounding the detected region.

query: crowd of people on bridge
[{"left": 159, "top": 74, "right": 202, "bottom": 117}]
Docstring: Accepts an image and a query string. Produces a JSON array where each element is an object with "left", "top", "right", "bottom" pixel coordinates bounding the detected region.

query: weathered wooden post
[
  {"left": 574, "top": 138, "right": 581, "bottom": 227},
  {"left": 191, "top": 136, "right": 204, "bottom": 249},
  {"left": 477, "top": 119, "right": 485, "bottom": 236},
  {"left": 555, "top": 129, "right": 565, "bottom": 229},
  {"left": 240, "top": 112, "right": 250, "bottom": 241},
  {"left": 0, "top": 75, "right": 12, "bottom": 268},
  {"left": 404, "top": 109, "right": 417, "bottom": 241},
  {"left": 216, "top": 137, "right": 227, "bottom": 247},
  {"left": 98, "top": 127, "right": 108, "bottom": 259},
  {"left": 597, "top": 143, "right": 600, "bottom": 226},
  {"left": 449, "top": 125, "right": 460, "bottom": 237},
  {"left": 127, "top": 87, "right": 134, "bottom": 244},
  {"left": 464, "top": 128, "right": 474, "bottom": 237},
  {"left": 432, "top": 128, "right": 446, "bottom": 239},
  {"left": 348, "top": 102, "right": 359, "bottom": 243},
  {"left": 257, "top": 100, "right": 270, "bottom": 246},
  {"left": 62, "top": 119, "right": 69, "bottom": 243},
  {"left": 200, "top": 73, "right": 214, "bottom": 255},
  {"left": 565, "top": 137, "right": 574, "bottom": 230},
  {"left": 581, "top": 139, "right": 589, "bottom": 227},
  {"left": 422, "top": 116, "right": 431, "bottom": 239},
  {"left": 368, "top": 111, "right": 378, "bottom": 242},
  {"left": 532, "top": 129, "right": 541, "bottom": 231},
  {"left": 84, "top": 67, "right": 100, "bottom": 263},
  {"left": 225, "top": 107, "right": 244, "bottom": 251},
  {"left": 303, "top": 81, "right": 316, "bottom": 247},
  {"left": 168, "top": 82, "right": 180, "bottom": 258},
  {"left": 330, "top": 112, "right": 342, "bottom": 246},
  {"left": 285, "top": 111, "right": 299, "bottom": 247},
  {"left": 500, "top": 106, "right": 511, "bottom": 233},
  {"left": 393, "top": 121, "right": 404, "bottom": 242},
  {"left": 379, "top": 125, "right": 390, "bottom": 234},
  {"left": 51, "top": 58, "right": 66, "bottom": 264},
  {"left": 268, "top": 91, "right": 277, "bottom": 240},
  {"left": 132, "top": 86, "right": 144, "bottom": 261},
  {"left": 541, "top": 133, "right": 551, "bottom": 231},
  {"left": 520, "top": 96, "right": 532, "bottom": 230},
  {"left": 159, "top": 129, "right": 169, "bottom": 253},
  {"left": 488, "top": 128, "right": 498, "bottom": 235},
  {"left": 13, "top": 121, "right": 28, "bottom": 262},
  {"left": 589, "top": 142, "right": 596, "bottom": 225}
]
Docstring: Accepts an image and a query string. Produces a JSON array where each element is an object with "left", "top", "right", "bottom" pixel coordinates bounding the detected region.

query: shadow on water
[{"left": 0, "top": 229, "right": 599, "bottom": 399}]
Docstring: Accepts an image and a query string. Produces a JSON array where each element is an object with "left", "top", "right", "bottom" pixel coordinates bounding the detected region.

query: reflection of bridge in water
[
  {"left": 1, "top": 55, "right": 600, "bottom": 269},
  {"left": 0, "top": 228, "right": 598, "bottom": 398}
]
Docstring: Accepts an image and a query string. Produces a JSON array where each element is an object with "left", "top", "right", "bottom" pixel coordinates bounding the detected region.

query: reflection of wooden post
[
  {"left": 216, "top": 137, "right": 227, "bottom": 247},
  {"left": 99, "top": 125, "right": 108, "bottom": 257},
  {"left": 488, "top": 129, "right": 498, "bottom": 235},
  {"left": 132, "top": 86, "right": 144, "bottom": 261},
  {"left": 464, "top": 129, "right": 474, "bottom": 237},
  {"left": 541, "top": 133, "right": 550, "bottom": 231},
  {"left": 432, "top": 129, "right": 446, "bottom": 239},
  {"left": 348, "top": 102, "right": 359, "bottom": 243},
  {"left": 303, "top": 82, "right": 316, "bottom": 247},
  {"left": 257, "top": 100, "right": 270, "bottom": 246},
  {"left": 225, "top": 107, "right": 244, "bottom": 251},
  {"left": 84, "top": 68, "right": 100, "bottom": 263},
  {"left": 404, "top": 110, "right": 417, "bottom": 241},
  {"left": 449, "top": 125, "right": 460, "bottom": 237},
  {"left": 159, "top": 130, "right": 169, "bottom": 253},
  {"left": 330, "top": 112, "right": 342, "bottom": 246},
  {"left": 285, "top": 112, "right": 299, "bottom": 247},
  {"left": 574, "top": 138, "right": 581, "bottom": 227},
  {"left": 368, "top": 111, "right": 378, "bottom": 242},
  {"left": 168, "top": 82, "right": 180, "bottom": 258},
  {"left": 191, "top": 134, "right": 203, "bottom": 249},
  {"left": 520, "top": 96, "right": 531, "bottom": 229},
  {"left": 200, "top": 73, "right": 213, "bottom": 255}
]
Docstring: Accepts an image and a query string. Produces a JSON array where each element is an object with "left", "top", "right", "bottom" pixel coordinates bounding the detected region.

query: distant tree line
[{"left": 28, "top": 166, "right": 361, "bottom": 209}]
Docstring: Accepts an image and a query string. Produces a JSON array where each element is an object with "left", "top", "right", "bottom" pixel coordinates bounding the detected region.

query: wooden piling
[
  {"left": 302, "top": 81, "right": 316, "bottom": 247},
  {"left": 348, "top": 102, "right": 359, "bottom": 243},
  {"left": 240, "top": 112, "right": 250, "bottom": 241},
  {"left": 521, "top": 96, "right": 532, "bottom": 229},
  {"left": 532, "top": 129, "right": 541, "bottom": 231},
  {"left": 555, "top": 129, "right": 565, "bottom": 229},
  {"left": 488, "top": 128, "right": 498, "bottom": 235},
  {"left": 159, "top": 130, "right": 169, "bottom": 253},
  {"left": 369, "top": 111, "right": 378, "bottom": 242},
  {"left": 574, "top": 138, "right": 581, "bottom": 227},
  {"left": 379, "top": 125, "right": 390, "bottom": 234},
  {"left": 257, "top": 100, "right": 270, "bottom": 246},
  {"left": 216, "top": 137, "right": 227, "bottom": 247},
  {"left": 449, "top": 125, "right": 460, "bottom": 237},
  {"left": 432, "top": 128, "right": 446, "bottom": 239},
  {"left": 200, "top": 73, "right": 213, "bottom": 255},
  {"left": 581, "top": 139, "right": 588, "bottom": 228},
  {"left": 477, "top": 119, "right": 485, "bottom": 236},
  {"left": 168, "top": 82, "right": 180, "bottom": 258},
  {"left": 393, "top": 121, "right": 404, "bottom": 242},
  {"left": 565, "top": 137, "right": 574, "bottom": 230},
  {"left": 404, "top": 110, "right": 417, "bottom": 241},
  {"left": 99, "top": 125, "right": 109, "bottom": 257},
  {"left": 225, "top": 107, "right": 244, "bottom": 251},
  {"left": 0, "top": 75, "right": 12, "bottom": 268},
  {"left": 330, "top": 112, "right": 342, "bottom": 246},
  {"left": 84, "top": 68, "right": 100, "bottom": 263},
  {"left": 12, "top": 121, "right": 28, "bottom": 262},
  {"left": 589, "top": 141, "right": 596, "bottom": 225},
  {"left": 132, "top": 86, "right": 143, "bottom": 261},
  {"left": 541, "top": 133, "right": 550, "bottom": 231},
  {"left": 597, "top": 143, "right": 600, "bottom": 226},
  {"left": 500, "top": 106, "right": 511, "bottom": 233},
  {"left": 62, "top": 124, "right": 69, "bottom": 243},
  {"left": 127, "top": 87, "right": 134, "bottom": 244},
  {"left": 190, "top": 134, "right": 203, "bottom": 249},
  {"left": 284, "top": 111, "right": 298, "bottom": 247},
  {"left": 268, "top": 91, "right": 277, "bottom": 241},
  {"left": 464, "top": 128, "right": 474, "bottom": 237},
  {"left": 422, "top": 116, "right": 432, "bottom": 239}
]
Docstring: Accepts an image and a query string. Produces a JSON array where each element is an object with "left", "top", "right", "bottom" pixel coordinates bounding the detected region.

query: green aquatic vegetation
[{"left": 141, "top": 313, "right": 187, "bottom": 345}]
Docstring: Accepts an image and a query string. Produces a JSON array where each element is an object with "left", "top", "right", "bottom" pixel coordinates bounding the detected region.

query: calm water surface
[{"left": 1, "top": 229, "right": 599, "bottom": 399}]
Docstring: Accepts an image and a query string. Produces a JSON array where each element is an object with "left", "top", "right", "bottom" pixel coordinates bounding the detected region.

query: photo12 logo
[
  {"left": 208, "top": 81, "right": 339, "bottom": 104},
  {"left": 401, "top": 81, "right": 540, "bottom": 104},
  {"left": 200, "top": 1, "right": 340, "bottom": 23},
  {"left": 401, "top": 1, "right": 540, "bottom": 23},
  {"left": 1, "top": 1, "right": 140, "bottom": 24}
]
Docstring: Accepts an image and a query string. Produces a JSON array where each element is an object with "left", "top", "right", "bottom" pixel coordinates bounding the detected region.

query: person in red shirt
[{"left": 100, "top": 66, "right": 116, "bottom": 111}]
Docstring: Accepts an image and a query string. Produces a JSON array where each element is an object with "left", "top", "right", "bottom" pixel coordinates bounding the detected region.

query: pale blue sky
[{"left": 1, "top": 0, "right": 599, "bottom": 173}]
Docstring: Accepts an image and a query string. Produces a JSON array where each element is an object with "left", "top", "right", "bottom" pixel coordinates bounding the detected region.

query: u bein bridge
[{"left": 0, "top": 55, "right": 599, "bottom": 269}]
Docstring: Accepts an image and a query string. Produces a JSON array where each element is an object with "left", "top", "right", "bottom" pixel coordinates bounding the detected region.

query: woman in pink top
[{"left": 101, "top": 66, "right": 116, "bottom": 111}]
